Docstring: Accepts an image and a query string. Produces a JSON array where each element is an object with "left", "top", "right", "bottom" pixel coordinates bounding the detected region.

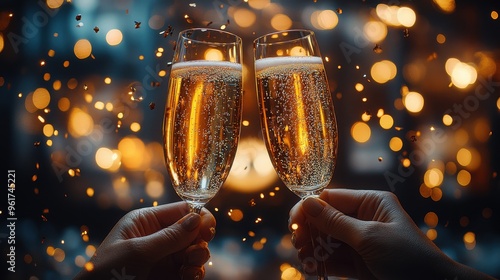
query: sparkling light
[
  {"left": 363, "top": 21, "right": 387, "bottom": 43},
  {"left": 226, "top": 138, "right": 277, "bottom": 193},
  {"left": 106, "top": 29, "right": 123, "bottom": 46},
  {"left": 424, "top": 212, "right": 439, "bottom": 228},
  {"left": 403, "top": 91, "right": 424, "bottom": 113},
  {"left": 371, "top": 60, "right": 397, "bottom": 84},
  {"left": 205, "top": 48, "right": 223, "bottom": 61},
  {"left": 32, "top": 88, "right": 51, "bottom": 109},
  {"left": 442, "top": 114, "right": 453, "bottom": 126},
  {"left": 95, "top": 147, "right": 121, "bottom": 171},
  {"left": 315, "top": 10, "right": 339, "bottom": 30},
  {"left": 46, "top": 0, "right": 64, "bottom": 9},
  {"left": 68, "top": 108, "right": 94, "bottom": 137},
  {"left": 351, "top": 122, "right": 371, "bottom": 143},
  {"left": 379, "top": 114, "right": 394, "bottom": 129},
  {"left": 433, "top": 0, "right": 456, "bottom": 13},
  {"left": 270, "top": 14, "right": 292, "bottom": 30},
  {"left": 397, "top": 7, "right": 416, "bottom": 27},
  {"left": 376, "top": 4, "right": 400, "bottom": 26},
  {"left": 43, "top": 124, "right": 54, "bottom": 137},
  {"left": 389, "top": 137, "right": 403, "bottom": 152},
  {"left": 424, "top": 168, "right": 444, "bottom": 188},
  {"left": 436, "top": 34, "right": 446, "bottom": 44},
  {"left": 233, "top": 8, "right": 256, "bottom": 28},
  {"left": 463, "top": 231, "right": 476, "bottom": 250},
  {"left": 457, "top": 170, "right": 471, "bottom": 186},
  {"left": 118, "top": 136, "right": 148, "bottom": 170},
  {"left": 248, "top": 0, "right": 270, "bottom": 9},
  {"left": 456, "top": 148, "right": 472, "bottom": 166},
  {"left": 0, "top": 33, "right": 4, "bottom": 53},
  {"left": 74, "top": 39, "right": 92, "bottom": 59},
  {"left": 492, "top": 11, "right": 499, "bottom": 20},
  {"left": 446, "top": 58, "right": 477, "bottom": 89}
]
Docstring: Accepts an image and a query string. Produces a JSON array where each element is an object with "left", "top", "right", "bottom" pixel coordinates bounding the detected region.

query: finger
[
  {"left": 301, "top": 196, "right": 365, "bottom": 249},
  {"left": 180, "top": 265, "right": 205, "bottom": 280},
  {"left": 148, "top": 201, "right": 191, "bottom": 228},
  {"left": 199, "top": 208, "right": 216, "bottom": 242},
  {"left": 139, "top": 213, "right": 202, "bottom": 261},
  {"left": 290, "top": 223, "right": 310, "bottom": 249},
  {"left": 185, "top": 242, "right": 210, "bottom": 266},
  {"left": 288, "top": 202, "right": 307, "bottom": 232},
  {"left": 298, "top": 242, "right": 376, "bottom": 279},
  {"left": 319, "top": 189, "right": 401, "bottom": 221}
]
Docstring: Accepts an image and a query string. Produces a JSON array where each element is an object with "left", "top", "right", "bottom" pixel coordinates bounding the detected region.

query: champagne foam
[
  {"left": 172, "top": 60, "right": 242, "bottom": 71},
  {"left": 255, "top": 56, "right": 323, "bottom": 71}
]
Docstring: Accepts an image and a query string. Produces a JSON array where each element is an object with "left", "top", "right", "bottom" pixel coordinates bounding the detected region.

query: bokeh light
[
  {"left": 311, "top": 10, "right": 339, "bottom": 30},
  {"left": 68, "top": 108, "right": 94, "bottom": 137},
  {"left": 363, "top": 21, "right": 388, "bottom": 43},
  {"left": 351, "top": 122, "right": 371, "bottom": 143},
  {"left": 233, "top": 8, "right": 256, "bottom": 28},
  {"left": 74, "top": 39, "right": 92, "bottom": 59},
  {"left": 403, "top": 91, "right": 424, "bottom": 113},
  {"left": 3, "top": 1, "right": 500, "bottom": 279},
  {"left": 106, "top": 29, "right": 123, "bottom": 46},
  {"left": 270, "top": 14, "right": 292, "bottom": 30},
  {"left": 0, "top": 32, "right": 4, "bottom": 53},
  {"left": 433, "top": 0, "right": 456, "bottom": 13},
  {"left": 46, "top": 0, "right": 64, "bottom": 9},
  {"left": 371, "top": 60, "right": 397, "bottom": 84},
  {"left": 32, "top": 88, "right": 51, "bottom": 109}
]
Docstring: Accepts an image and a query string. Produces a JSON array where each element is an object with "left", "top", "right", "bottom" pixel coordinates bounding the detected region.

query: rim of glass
[
  {"left": 253, "top": 29, "right": 315, "bottom": 45},
  {"left": 179, "top": 27, "right": 242, "bottom": 45}
]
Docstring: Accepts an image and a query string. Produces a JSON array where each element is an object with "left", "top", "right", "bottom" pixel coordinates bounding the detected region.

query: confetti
[
  {"left": 373, "top": 44, "right": 383, "bottom": 54},
  {"left": 83, "top": 84, "right": 88, "bottom": 90},
  {"left": 160, "top": 25, "right": 174, "bottom": 37},
  {"left": 403, "top": 28, "right": 410, "bottom": 38},
  {"left": 75, "top": 14, "right": 82, "bottom": 21},
  {"left": 93, "top": 26, "right": 99, "bottom": 33},
  {"left": 149, "top": 102, "right": 155, "bottom": 110},
  {"left": 378, "top": 157, "right": 383, "bottom": 162},
  {"left": 34, "top": 141, "right": 41, "bottom": 147},
  {"left": 134, "top": 21, "right": 141, "bottom": 29},
  {"left": 249, "top": 199, "right": 256, "bottom": 206},
  {"left": 76, "top": 22, "right": 84, "bottom": 28},
  {"left": 336, "top": 8, "right": 343, "bottom": 14},
  {"left": 189, "top": 3, "right": 197, "bottom": 7}
]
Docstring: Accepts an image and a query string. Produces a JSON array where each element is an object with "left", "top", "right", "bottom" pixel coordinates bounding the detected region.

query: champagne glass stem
[
  {"left": 189, "top": 204, "right": 203, "bottom": 214},
  {"left": 304, "top": 196, "right": 328, "bottom": 279},
  {"left": 307, "top": 224, "right": 328, "bottom": 279}
]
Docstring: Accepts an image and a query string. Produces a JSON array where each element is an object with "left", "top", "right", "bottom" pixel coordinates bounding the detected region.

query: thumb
[
  {"left": 302, "top": 196, "right": 365, "bottom": 249},
  {"left": 139, "top": 213, "right": 201, "bottom": 261}
]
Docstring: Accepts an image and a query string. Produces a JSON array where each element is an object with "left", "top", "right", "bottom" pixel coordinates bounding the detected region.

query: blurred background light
[{"left": 2, "top": 1, "right": 499, "bottom": 279}]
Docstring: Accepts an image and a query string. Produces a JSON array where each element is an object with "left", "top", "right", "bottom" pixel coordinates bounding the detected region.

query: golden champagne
[
  {"left": 164, "top": 60, "right": 242, "bottom": 207},
  {"left": 256, "top": 56, "right": 337, "bottom": 197}
]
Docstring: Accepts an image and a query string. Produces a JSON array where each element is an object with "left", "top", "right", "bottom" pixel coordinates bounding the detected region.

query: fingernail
[
  {"left": 303, "top": 197, "right": 324, "bottom": 217},
  {"left": 182, "top": 213, "right": 201, "bottom": 231}
]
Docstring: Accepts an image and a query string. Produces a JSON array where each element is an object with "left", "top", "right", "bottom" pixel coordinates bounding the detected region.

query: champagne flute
[
  {"left": 254, "top": 30, "right": 338, "bottom": 279},
  {"left": 163, "top": 28, "right": 243, "bottom": 213}
]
